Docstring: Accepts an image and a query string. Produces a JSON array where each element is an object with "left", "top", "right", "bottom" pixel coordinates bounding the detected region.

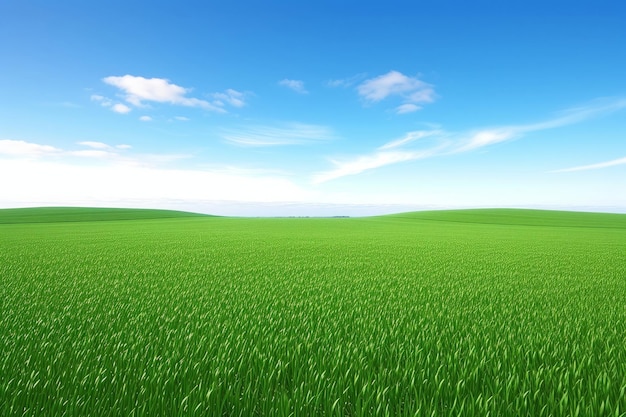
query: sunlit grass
[{"left": 1, "top": 208, "right": 625, "bottom": 416}]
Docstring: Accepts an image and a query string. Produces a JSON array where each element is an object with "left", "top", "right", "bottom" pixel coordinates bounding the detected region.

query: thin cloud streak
[
  {"left": 458, "top": 98, "right": 626, "bottom": 152},
  {"left": 77, "top": 141, "right": 112, "bottom": 149},
  {"left": 379, "top": 130, "right": 445, "bottom": 150},
  {"left": 314, "top": 98, "right": 626, "bottom": 183},
  {"left": 551, "top": 156, "right": 626, "bottom": 173},
  {"left": 222, "top": 123, "right": 334, "bottom": 147},
  {"left": 1, "top": 139, "right": 133, "bottom": 162},
  {"left": 326, "top": 73, "right": 367, "bottom": 88},
  {"left": 312, "top": 149, "right": 440, "bottom": 184}
]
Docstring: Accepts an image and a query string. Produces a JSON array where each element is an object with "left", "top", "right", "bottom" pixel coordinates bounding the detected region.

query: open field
[{"left": 1, "top": 208, "right": 626, "bottom": 416}]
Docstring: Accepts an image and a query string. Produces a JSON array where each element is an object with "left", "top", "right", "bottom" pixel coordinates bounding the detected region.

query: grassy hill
[
  {"left": 0, "top": 206, "right": 210, "bottom": 224},
  {"left": 382, "top": 208, "right": 626, "bottom": 229}
]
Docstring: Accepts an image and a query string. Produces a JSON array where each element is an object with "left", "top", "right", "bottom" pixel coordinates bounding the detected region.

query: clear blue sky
[{"left": 1, "top": 0, "right": 625, "bottom": 215}]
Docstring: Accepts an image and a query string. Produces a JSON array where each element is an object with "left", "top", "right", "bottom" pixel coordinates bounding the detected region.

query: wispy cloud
[
  {"left": 0, "top": 139, "right": 134, "bottom": 161},
  {"left": 378, "top": 130, "right": 446, "bottom": 150},
  {"left": 222, "top": 123, "right": 334, "bottom": 147},
  {"left": 357, "top": 71, "right": 435, "bottom": 114},
  {"left": 91, "top": 94, "right": 130, "bottom": 114},
  {"left": 312, "top": 149, "right": 438, "bottom": 184},
  {"left": 212, "top": 89, "right": 246, "bottom": 107},
  {"left": 77, "top": 141, "right": 131, "bottom": 151},
  {"left": 91, "top": 94, "right": 112, "bottom": 106},
  {"left": 395, "top": 103, "right": 421, "bottom": 114},
  {"left": 552, "top": 156, "right": 626, "bottom": 173},
  {"left": 457, "top": 127, "right": 520, "bottom": 152},
  {"left": 459, "top": 98, "right": 626, "bottom": 152},
  {"left": 327, "top": 73, "right": 367, "bottom": 88},
  {"left": 139, "top": 115, "right": 153, "bottom": 122},
  {"left": 313, "top": 127, "right": 451, "bottom": 183},
  {"left": 279, "top": 79, "right": 308, "bottom": 94},
  {"left": 0, "top": 140, "right": 61, "bottom": 157},
  {"left": 77, "top": 141, "right": 111, "bottom": 149},
  {"left": 314, "top": 98, "right": 626, "bottom": 183}
]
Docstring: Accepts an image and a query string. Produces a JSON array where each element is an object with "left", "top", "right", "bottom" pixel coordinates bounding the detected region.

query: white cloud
[
  {"left": 222, "top": 123, "right": 334, "bottom": 147},
  {"left": 139, "top": 115, "right": 152, "bottom": 122},
  {"left": 116, "top": 144, "right": 132, "bottom": 150},
  {"left": 552, "top": 156, "right": 626, "bottom": 173},
  {"left": 103, "top": 75, "right": 225, "bottom": 112},
  {"left": 395, "top": 103, "right": 421, "bottom": 114},
  {"left": 358, "top": 71, "right": 428, "bottom": 101},
  {"left": 112, "top": 103, "right": 132, "bottom": 114},
  {"left": 357, "top": 70, "right": 435, "bottom": 113},
  {"left": 174, "top": 116, "right": 190, "bottom": 121},
  {"left": 100, "top": 75, "right": 247, "bottom": 114},
  {"left": 212, "top": 89, "right": 246, "bottom": 107},
  {"left": 314, "top": 98, "right": 626, "bottom": 183},
  {"left": 279, "top": 79, "right": 308, "bottom": 94},
  {"left": 78, "top": 141, "right": 111, "bottom": 149},
  {"left": 0, "top": 140, "right": 61, "bottom": 157}
]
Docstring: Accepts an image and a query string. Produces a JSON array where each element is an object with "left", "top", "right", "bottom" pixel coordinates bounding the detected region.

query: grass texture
[
  {"left": 1, "top": 208, "right": 625, "bottom": 416},
  {"left": 0, "top": 207, "right": 208, "bottom": 224}
]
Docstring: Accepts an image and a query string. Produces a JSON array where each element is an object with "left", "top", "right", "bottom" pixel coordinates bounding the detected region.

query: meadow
[{"left": 1, "top": 207, "right": 626, "bottom": 416}]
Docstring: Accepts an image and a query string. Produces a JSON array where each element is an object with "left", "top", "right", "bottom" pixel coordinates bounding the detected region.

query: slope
[{"left": 0, "top": 207, "right": 210, "bottom": 224}]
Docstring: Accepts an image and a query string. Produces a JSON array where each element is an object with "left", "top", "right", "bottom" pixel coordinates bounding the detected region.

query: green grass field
[{"left": 1, "top": 207, "right": 626, "bottom": 416}]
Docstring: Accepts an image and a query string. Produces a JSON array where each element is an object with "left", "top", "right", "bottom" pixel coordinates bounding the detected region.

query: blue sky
[{"left": 1, "top": 0, "right": 625, "bottom": 215}]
